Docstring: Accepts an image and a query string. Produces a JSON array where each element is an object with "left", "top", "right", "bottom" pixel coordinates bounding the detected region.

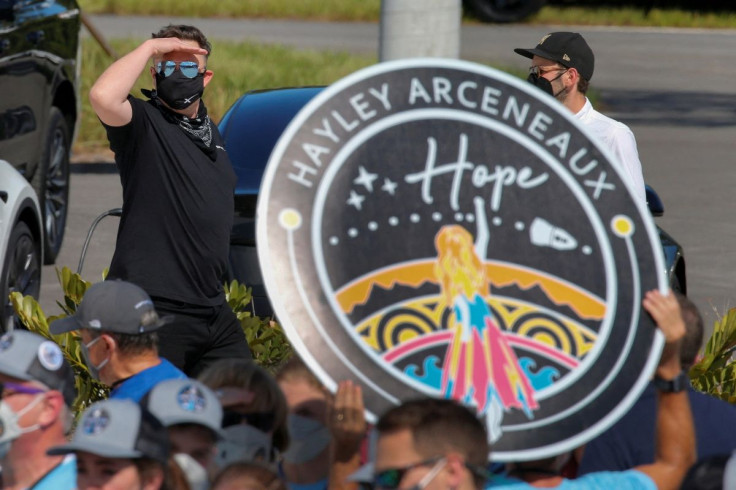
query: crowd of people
[{"left": 5, "top": 22, "right": 733, "bottom": 490}]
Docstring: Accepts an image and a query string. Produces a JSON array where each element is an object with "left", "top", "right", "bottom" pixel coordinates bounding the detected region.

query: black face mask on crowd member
[
  {"left": 527, "top": 69, "right": 567, "bottom": 98},
  {"left": 155, "top": 70, "right": 205, "bottom": 110}
]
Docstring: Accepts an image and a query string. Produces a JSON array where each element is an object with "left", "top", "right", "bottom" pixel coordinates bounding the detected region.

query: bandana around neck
[{"left": 142, "top": 88, "right": 217, "bottom": 161}]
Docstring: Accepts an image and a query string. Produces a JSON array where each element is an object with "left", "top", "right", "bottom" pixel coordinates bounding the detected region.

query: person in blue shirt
[
  {"left": 366, "top": 290, "right": 694, "bottom": 490},
  {"left": 0, "top": 330, "right": 78, "bottom": 489},
  {"left": 50, "top": 280, "right": 186, "bottom": 402}
]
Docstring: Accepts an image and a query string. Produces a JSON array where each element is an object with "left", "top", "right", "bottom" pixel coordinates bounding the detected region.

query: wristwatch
[{"left": 653, "top": 371, "right": 690, "bottom": 393}]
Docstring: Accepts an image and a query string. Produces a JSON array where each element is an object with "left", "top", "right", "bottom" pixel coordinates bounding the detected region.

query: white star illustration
[
  {"left": 354, "top": 166, "right": 378, "bottom": 192},
  {"left": 381, "top": 178, "right": 398, "bottom": 195},
  {"left": 347, "top": 190, "right": 365, "bottom": 210}
]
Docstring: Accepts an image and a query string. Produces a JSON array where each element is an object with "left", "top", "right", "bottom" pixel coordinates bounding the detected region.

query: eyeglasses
[
  {"left": 222, "top": 409, "right": 276, "bottom": 432},
  {"left": 528, "top": 65, "right": 567, "bottom": 77},
  {"left": 154, "top": 60, "right": 203, "bottom": 79},
  {"left": 373, "top": 457, "right": 445, "bottom": 490},
  {"left": 0, "top": 381, "right": 47, "bottom": 399}
]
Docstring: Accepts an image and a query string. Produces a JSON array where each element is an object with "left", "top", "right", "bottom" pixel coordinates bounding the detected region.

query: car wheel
[
  {"left": 0, "top": 221, "right": 41, "bottom": 332},
  {"left": 32, "top": 107, "right": 70, "bottom": 265},
  {"left": 464, "top": 0, "right": 546, "bottom": 23}
]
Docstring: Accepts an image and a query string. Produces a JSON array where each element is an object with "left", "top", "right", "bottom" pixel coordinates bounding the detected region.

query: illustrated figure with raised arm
[{"left": 435, "top": 197, "right": 538, "bottom": 436}]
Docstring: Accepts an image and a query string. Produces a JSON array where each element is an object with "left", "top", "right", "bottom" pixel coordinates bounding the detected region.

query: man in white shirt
[{"left": 514, "top": 32, "right": 647, "bottom": 204}]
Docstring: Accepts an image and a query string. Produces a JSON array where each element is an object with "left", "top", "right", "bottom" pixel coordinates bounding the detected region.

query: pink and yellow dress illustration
[{"left": 435, "top": 224, "right": 538, "bottom": 419}]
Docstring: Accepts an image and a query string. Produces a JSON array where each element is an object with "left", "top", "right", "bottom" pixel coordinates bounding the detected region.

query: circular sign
[{"left": 257, "top": 59, "right": 665, "bottom": 461}]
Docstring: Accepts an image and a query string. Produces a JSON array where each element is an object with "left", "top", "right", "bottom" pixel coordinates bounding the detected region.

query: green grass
[
  {"left": 78, "top": 0, "right": 736, "bottom": 28},
  {"left": 79, "top": 0, "right": 381, "bottom": 21},
  {"left": 77, "top": 38, "right": 377, "bottom": 153},
  {"left": 77, "top": 39, "right": 550, "bottom": 154}
]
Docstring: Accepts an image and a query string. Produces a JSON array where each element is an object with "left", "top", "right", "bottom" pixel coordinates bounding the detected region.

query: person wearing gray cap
[
  {"left": 50, "top": 280, "right": 186, "bottom": 402},
  {"left": 0, "top": 329, "right": 77, "bottom": 489},
  {"left": 141, "top": 378, "right": 224, "bottom": 490},
  {"left": 514, "top": 32, "right": 646, "bottom": 204},
  {"left": 47, "top": 398, "right": 170, "bottom": 489}
]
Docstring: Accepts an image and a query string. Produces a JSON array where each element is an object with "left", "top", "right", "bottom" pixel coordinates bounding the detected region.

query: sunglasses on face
[
  {"left": 528, "top": 65, "right": 567, "bottom": 77},
  {"left": 154, "top": 60, "right": 203, "bottom": 79},
  {"left": 0, "top": 381, "right": 47, "bottom": 399},
  {"left": 373, "top": 457, "right": 444, "bottom": 490},
  {"left": 221, "top": 409, "right": 276, "bottom": 432}
]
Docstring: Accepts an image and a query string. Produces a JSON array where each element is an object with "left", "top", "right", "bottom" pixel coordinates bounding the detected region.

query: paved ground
[{"left": 42, "top": 16, "right": 736, "bottom": 335}]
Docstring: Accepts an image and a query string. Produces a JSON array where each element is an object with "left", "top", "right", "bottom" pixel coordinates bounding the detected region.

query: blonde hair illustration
[{"left": 434, "top": 225, "right": 487, "bottom": 305}]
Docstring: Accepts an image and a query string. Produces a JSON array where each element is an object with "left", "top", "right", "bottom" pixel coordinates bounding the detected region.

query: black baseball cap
[
  {"left": 48, "top": 399, "right": 170, "bottom": 464},
  {"left": 514, "top": 32, "right": 595, "bottom": 82},
  {"left": 50, "top": 280, "right": 172, "bottom": 336},
  {"left": 0, "top": 330, "right": 77, "bottom": 407}
]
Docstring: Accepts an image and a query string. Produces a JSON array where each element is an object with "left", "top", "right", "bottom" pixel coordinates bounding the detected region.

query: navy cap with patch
[{"left": 0, "top": 330, "right": 76, "bottom": 407}]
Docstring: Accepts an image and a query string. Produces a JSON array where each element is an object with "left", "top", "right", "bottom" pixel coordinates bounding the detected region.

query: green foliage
[
  {"left": 689, "top": 307, "right": 736, "bottom": 403},
  {"left": 10, "top": 267, "right": 109, "bottom": 414},
  {"left": 225, "top": 281, "right": 292, "bottom": 371},
  {"left": 12, "top": 268, "right": 291, "bottom": 410}
]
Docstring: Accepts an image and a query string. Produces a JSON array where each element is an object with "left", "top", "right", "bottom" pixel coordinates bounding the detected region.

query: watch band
[{"left": 653, "top": 371, "right": 689, "bottom": 393}]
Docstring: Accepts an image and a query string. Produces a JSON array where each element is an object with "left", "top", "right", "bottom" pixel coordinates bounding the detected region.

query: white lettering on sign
[{"left": 404, "top": 133, "right": 549, "bottom": 212}]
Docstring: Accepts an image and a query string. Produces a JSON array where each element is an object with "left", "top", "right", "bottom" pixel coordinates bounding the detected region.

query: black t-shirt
[{"left": 104, "top": 96, "right": 236, "bottom": 306}]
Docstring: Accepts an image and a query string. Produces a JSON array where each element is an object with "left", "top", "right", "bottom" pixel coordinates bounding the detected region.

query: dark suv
[{"left": 0, "top": 0, "right": 80, "bottom": 263}]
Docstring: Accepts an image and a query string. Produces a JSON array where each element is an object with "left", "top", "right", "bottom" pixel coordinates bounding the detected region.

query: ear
[
  {"left": 566, "top": 67, "right": 579, "bottom": 87},
  {"left": 203, "top": 69, "right": 214, "bottom": 88},
  {"left": 141, "top": 466, "right": 164, "bottom": 490},
  {"left": 444, "top": 453, "right": 471, "bottom": 488},
  {"left": 37, "top": 391, "right": 64, "bottom": 429},
  {"left": 150, "top": 65, "right": 157, "bottom": 88}
]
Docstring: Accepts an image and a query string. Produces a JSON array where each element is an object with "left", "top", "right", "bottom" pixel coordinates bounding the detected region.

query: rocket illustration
[{"left": 530, "top": 218, "right": 577, "bottom": 251}]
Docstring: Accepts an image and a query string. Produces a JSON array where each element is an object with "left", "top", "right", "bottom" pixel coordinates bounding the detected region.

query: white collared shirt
[{"left": 575, "top": 98, "right": 646, "bottom": 204}]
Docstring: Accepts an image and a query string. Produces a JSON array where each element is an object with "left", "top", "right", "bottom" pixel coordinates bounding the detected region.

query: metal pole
[{"left": 379, "top": 0, "right": 462, "bottom": 62}]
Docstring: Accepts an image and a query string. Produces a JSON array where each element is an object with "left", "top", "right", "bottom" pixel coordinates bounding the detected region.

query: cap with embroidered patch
[
  {"left": 47, "top": 399, "right": 169, "bottom": 463},
  {"left": 514, "top": 32, "right": 594, "bottom": 81},
  {"left": 141, "top": 378, "right": 224, "bottom": 439},
  {"left": 49, "top": 280, "right": 172, "bottom": 335},
  {"left": 0, "top": 330, "right": 76, "bottom": 407}
]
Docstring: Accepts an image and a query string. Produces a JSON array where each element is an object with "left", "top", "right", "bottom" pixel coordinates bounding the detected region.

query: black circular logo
[{"left": 258, "top": 59, "right": 666, "bottom": 460}]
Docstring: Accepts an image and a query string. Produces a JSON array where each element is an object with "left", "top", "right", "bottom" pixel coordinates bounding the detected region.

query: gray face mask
[
  {"left": 281, "top": 413, "right": 331, "bottom": 464},
  {"left": 81, "top": 336, "right": 109, "bottom": 381},
  {"left": 215, "top": 424, "right": 273, "bottom": 468},
  {"left": 0, "top": 396, "right": 44, "bottom": 459}
]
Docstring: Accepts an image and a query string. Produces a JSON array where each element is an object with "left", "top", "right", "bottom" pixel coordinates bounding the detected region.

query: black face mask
[
  {"left": 527, "top": 71, "right": 567, "bottom": 98},
  {"left": 154, "top": 70, "right": 205, "bottom": 110}
]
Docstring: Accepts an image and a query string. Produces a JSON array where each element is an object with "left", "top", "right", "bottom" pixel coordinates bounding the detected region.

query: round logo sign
[{"left": 258, "top": 59, "right": 665, "bottom": 461}]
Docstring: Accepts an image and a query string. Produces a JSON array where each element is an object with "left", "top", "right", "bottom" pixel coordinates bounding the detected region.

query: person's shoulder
[{"left": 585, "top": 103, "right": 631, "bottom": 133}]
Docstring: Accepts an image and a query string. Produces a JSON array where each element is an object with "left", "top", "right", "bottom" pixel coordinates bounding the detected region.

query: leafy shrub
[
  {"left": 11, "top": 267, "right": 292, "bottom": 410},
  {"left": 689, "top": 307, "right": 736, "bottom": 403}
]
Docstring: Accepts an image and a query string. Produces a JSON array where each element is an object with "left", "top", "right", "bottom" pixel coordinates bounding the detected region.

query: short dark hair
[
  {"left": 577, "top": 77, "right": 589, "bottom": 94},
  {"left": 152, "top": 24, "right": 211, "bottom": 56},
  {"left": 377, "top": 398, "right": 489, "bottom": 488},
  {"left": 86, "top": 329, "right": 158, "bottom": 356},
  {"left": 677, "top": 293, "right": 704, "bottom": 371}
]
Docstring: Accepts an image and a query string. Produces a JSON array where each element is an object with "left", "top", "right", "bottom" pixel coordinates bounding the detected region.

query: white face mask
[
  {"left": 215, "top": 424, "right": 273, "bottom": 468},
  {"left": 281, "top": 413, "right": 331, "bottom": 464},
  {"left": 0, "top": 395, "right": 44, "bottom": 459},
  {"left": 174, "top": 452, "right": 209, "bottom": 490},
  {"left": 81, "top": 336, "right": 109, "bottom": 381}
]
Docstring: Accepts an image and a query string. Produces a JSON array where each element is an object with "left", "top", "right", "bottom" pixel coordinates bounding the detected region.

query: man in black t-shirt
[{"left": 89, "top": 24, "right": 251, "bottom": 375}]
